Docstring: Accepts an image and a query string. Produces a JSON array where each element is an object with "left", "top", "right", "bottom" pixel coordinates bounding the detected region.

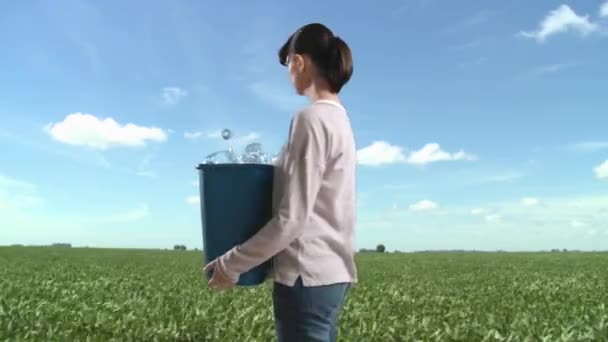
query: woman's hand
[{"left": 203, "top": 259, "right": 237, "bottom": 291}]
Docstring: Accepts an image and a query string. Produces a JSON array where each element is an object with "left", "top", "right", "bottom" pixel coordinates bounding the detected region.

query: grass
[{"left": 1, "top": 247, "right": 608, "bottom": 341}]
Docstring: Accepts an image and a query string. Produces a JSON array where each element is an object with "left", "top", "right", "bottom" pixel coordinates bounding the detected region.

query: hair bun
[
  {"left": 278, "top": 23, "right": 353, "bottom": 93},
  {"left": 328, "top": 36, "right": 342, "bottom": 59}
]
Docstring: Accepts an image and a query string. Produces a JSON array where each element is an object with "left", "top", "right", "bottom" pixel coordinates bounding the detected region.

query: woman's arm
[{"left": 216, "top": 110, "right": 326, "bottom": 282}]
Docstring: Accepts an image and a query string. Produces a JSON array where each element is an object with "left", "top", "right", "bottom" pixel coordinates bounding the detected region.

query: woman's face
[{"left": 287, "top": 53, "right": 311, "bottom": 96}]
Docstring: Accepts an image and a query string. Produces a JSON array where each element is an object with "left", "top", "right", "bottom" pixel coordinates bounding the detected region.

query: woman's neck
[{"left": 304, "top": 82, "right": 340, "bottom": 104}]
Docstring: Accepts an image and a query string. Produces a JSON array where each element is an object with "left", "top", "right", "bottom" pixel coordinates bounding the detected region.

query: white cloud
[
  {"left": 461, "top": 10, "right": 495, "bottom": 27},
  {"left": 360, "top": 194, "right": 608, "bottom": 250},
  {"left": 471, "top": 208, "right": 488, "bottom": 215},
  {"left": 567, "top": 141, "right": 608, "bottom": 151},
  {"left": 357, "top": 141, "right": 406, "bottom": 166},
  {"left": 356, "top": 141, "right": 476, "bottom": 166},
  {"left": 44, "top": 113, "right": 167, "bottom": 150},
  {"left": 409, "top": 200, "right": 439, "bottom": 212},
  {"left": 470, "top": 207, "right": 504, "bottom": 223},
  {"left": 571, "top": 220, "right": 587, "bottom": 228},
  {"left": 450, "top": 40, "right": 482, "bottom": 51},
  {"left": 480, "top": 172, "right": 524, "bottom": 183},
  {"left": 0, "top": 194, "right": 44, "bottom": 209},
  {"left": 521, "top": 197, "right": 540, "bottom": 206},
  {"left": 0, "top": 174, "right": 36, "bottom": 192},
  {"left": 407, "top": 143, "right": 477, "bottom": 165},
  {"left": 468, "top": 206, "right": 502, "bottom": 223},
  {"left": 108, "top": 204, "right": 150, "bottom": 223},
  {"left": 478, "top": 195, "right": 608, "bottom": 228},
  {"left": 459, "top": 57, "right": 488, "bottom": 69},
  {"left": 532, "top": 63, "right": 577, "bottom": 75},
  {"left": 162, "top": 87, "right": 188, "bottom": 105},
  {"left": 519, "top": 4, "right": 599, "bottom": 43},
  {"left": 248, "top": 81, "right": 307, "bottom": 112},
  {"left": 236, "top": 132, "right": 261, "bottom": 143},
  {"left": 485, "top": 214, "right": 502, "bottom": 223},
  {"left": 136, "top": 154, "right": 157, "bottom": 178},
  {"left": 136, "top": 171, "right": 157, "bottom": 178},
  {"left": 0, "top": 174, "right": 44, "bottom": 210},
  {"left": 594, "top": 160, "right": 608, "bottom": 179},
  {"left": 185, "top": 195, "right": 200, "bottom": 206},
  {"left": 587, "top": 229, "right": 598, "bottom": 237},
  {"left": 184, "top": 131, "right": 205, "bottom": 140},
  {"left": 601, "top": 1, "right": 608, "bottom": 17},
  {"left": 1, "top": 128, "right": 113, "bottom": 169},
  {"left": 184, "top": 130, "right": 261, "bottom": 146}
]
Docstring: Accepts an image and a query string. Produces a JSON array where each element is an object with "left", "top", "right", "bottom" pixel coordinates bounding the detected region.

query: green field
[{"left": 1, "top": 247, "right": 608, "bottom": 341}]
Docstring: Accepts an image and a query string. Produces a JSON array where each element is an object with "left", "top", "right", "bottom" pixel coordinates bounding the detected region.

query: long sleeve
[{"left": 217, "top": 111, "right": 326, "bottom": 282}]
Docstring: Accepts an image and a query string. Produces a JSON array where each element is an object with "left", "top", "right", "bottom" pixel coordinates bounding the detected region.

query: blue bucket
[{"left": 196, "top": 163, "right": 274, "bottom": 286}]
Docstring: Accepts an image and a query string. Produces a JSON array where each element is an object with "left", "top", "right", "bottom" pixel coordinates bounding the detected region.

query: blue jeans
[{"left": 272, "top": 276, "right": 351, "bottom": 342}]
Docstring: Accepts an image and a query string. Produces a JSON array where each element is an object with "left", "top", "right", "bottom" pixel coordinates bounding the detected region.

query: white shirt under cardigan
[{"left": 217, "top": 99, "right": 358, "bottom": 287}]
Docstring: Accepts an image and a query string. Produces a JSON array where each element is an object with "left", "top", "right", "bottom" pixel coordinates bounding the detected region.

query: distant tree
[
  {"left": 52, "top": 243, "right": 72, "bottom": 248},
  {"left": 173, "top": 245, "right": 187, "bottom": 251},
  {"left": 563, "top": 248, "right": 568, "bottom": 253},
  {"left": 376, "top": 244, "right": 386, "bottom": 253}
]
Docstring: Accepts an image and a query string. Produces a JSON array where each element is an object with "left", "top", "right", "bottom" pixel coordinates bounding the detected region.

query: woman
[{"left": 204, "top": 22, "right": 358, "bottom": 342}]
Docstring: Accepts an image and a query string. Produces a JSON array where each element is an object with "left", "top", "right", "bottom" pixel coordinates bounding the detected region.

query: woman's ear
[{"left": 292, "top": 54, "right": 306, "bottom": 74}]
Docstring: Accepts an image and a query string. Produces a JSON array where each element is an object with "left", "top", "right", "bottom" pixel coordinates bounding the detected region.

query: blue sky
[{"left": 1, "top": 0, "right": 607, "bottom": 251}]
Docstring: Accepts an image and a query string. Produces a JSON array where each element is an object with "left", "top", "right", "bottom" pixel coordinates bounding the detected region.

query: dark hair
[{"left": 279, "top": 23, "right": 353, "bottom": 93}]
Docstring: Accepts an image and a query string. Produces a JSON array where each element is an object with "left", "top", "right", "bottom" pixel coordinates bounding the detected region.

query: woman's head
[{"left": 279, "top": 23, "right": 353, "bottom": 96}]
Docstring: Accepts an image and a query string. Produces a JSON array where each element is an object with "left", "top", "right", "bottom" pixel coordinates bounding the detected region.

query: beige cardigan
[{"left": 218, "top": 99, "right": 358, "bottom": 287}]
